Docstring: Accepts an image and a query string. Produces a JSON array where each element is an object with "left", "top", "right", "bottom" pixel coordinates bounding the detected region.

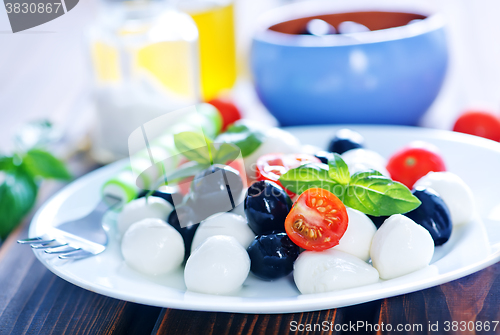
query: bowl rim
[{"left": 253, "top": 1, "right": 445, "bottom": 47}]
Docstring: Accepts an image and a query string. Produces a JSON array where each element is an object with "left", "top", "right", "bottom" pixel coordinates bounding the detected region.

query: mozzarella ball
[
  {"left": 121, "top": 218, "right": 184, "bottom": 275},
  {"left": 341, "top": 149, "right": 389, "bottom": 177},
  {"left": 244, "top": 128, "right": 301, "bottom": 179},
  {"left": 184, "top": 236, "right": 250, "bottom": 295},
  {"left": 117, "top": 196, "right": 174, "bottom": 236},
  {"left": 334, "top": 208, "right": 377, "bottom": 261},
  {"left": 191, "top": 213, "right": 255, "bottom": 252},
  {"left": 414, "top": 171, "right": 475, "bottom": 225},
  {"left": 294, "top": 249, "right": 379, "bottom": 294},
  {"left": 370, "top": 214, "right": 434, "bottom": 280}
]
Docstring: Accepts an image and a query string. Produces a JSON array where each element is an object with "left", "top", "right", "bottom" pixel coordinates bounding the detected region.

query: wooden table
[{"left": 1, "top": 158, "right": 500, "bottom": 335}]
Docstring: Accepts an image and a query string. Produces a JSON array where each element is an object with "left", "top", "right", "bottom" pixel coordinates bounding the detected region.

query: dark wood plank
[
  {"left": 151, "top": 263, "right": 500, "bottom": 335},
  {"left": 151, "top": 303, "right": 383, "bottom": 335},
  {"left": 150, "top": 303, "right": 316, "bottom": 334}
]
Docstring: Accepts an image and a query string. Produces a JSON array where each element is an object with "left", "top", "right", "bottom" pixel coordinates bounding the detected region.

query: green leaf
[
  {"left": 0, "top": 167, "right": 38, "bottom": 239},
  {"left": 23, "top": 149, "right": 71, "bottom": 180},
  {"left": 212, "top": 143, "right": 241, "bottom": 165},
  {"left": 0, "top": 156, "right": 13, "bottom": 171},
  {"left": 328, "top": 153, "right": 350, "bottom": 185},
  {"left": 174, "top": 131, "right": 212, "bottom": 165},
  {"left": 279, "top": 163, "right": 344, "bottom": 198},
  {"left": 215, "top": 122, "right": 265, "bottom": 157},
  {"left": 344, "top": 170, "right": 421, "bottom": 216}
]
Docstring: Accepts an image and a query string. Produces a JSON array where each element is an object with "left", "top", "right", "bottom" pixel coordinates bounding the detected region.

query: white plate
[{"left": 30, "top": 125, "right": 500, "bottom": 314}]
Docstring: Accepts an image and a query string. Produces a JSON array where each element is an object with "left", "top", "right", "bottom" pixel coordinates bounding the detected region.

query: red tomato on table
[
  {"left": 255, "top": 153, "right": 320, "bottom": 196},
  {"left": 207, "top": 98, "right": 242, "bottom": 131},
  {"left": 386, "top": 141, "right": 446, "bottom": 189},
  {"left": 453, "top": 110, "right": 500, "bottom": 142},
  {"left": 285, "top": 188, "right": 348, "bottom": 251}
]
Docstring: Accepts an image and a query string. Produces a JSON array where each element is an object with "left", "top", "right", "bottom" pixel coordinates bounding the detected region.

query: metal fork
[{"left": 18, "top": 195, "right": 122, "bottom": 260}]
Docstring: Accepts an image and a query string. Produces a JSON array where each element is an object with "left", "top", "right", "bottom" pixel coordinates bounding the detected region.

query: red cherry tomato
[
  {"left": 227, "top": 158, "right": 248, "bottom": 187},
  {"left": 255, "top": 153, "right": 321, "bottom": 196},
  {"left": 285, "top": 188, "right": 348, "bottom": 251},
  {"left": 207, "top": 98, "right": 242, "bottom": 131},
  {"left": 453, "top": 110, "right": 500, "bottom": 142},
  {"left": 386, "top": 141, "right": 446, "bottom": 189},
  {"left": 175, "top": 157, "right": 193, "bottom": 195}
]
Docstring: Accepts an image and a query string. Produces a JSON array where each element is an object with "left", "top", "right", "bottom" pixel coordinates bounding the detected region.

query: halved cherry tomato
[
  {"left": 285, "top": 188, "right": 348, "bottom": 251},
  {"left": 256, "top": 153, "right": 321, "bottom": 196},
  {"left": 386, "top": 141, "right": 446, "bottom": 189},
  {"left": 453, "top": 110, "right": 500, "bottom": 142}
]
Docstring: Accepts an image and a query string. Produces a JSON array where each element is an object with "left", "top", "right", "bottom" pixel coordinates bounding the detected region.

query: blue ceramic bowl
[{"left": 250, "top": 3, "right": 448, "bottom": 126}]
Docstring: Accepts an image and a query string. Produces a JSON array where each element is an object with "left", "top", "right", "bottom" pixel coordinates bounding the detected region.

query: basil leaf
[
  {"left": 174, "top": 131, "right": 212, "bottom": 165},
  {"left": 344, "top": 170, "right": 421, "bottom": 216},
  {"left": 23, "top": 149, "right": 71, "bottom": 180},
  {"left": 0, "top": 156, "right": 13, "bottom": 170},
  {"left": 328, "top": 153, "right": 350, "bottom": 185},
  {"left": 351, "top": 169, "right": 385, "bottom": 179},
  {"left": 215, "top": 122, "right": 265, "bottom": 157},
  {"left": 212, "top": 143, "right": 241, "bottom": 165},
  {"left": 0, "top": 167, "right": 38, "bottom": 239},
  {"left": 279, "top": 163, "right": 344, "bottom": 197}
]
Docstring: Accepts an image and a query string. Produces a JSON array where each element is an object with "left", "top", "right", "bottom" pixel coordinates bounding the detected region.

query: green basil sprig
[
  {"left": 173, "top": 131, "right": 212, "bottom": 165},
  {"left": 169, "top": 120, "right": 264, "bottom": 184},
  {"left": 279, "top": 153, "right": 421, "bottom": 217},
  {"left": 150, "top": 131, "right": 242, "bottom": 192},
  {"left": 214, "top": 121, "right": 265, "bottom": 157},
  {"left": 0, "top": 121, "right": 71, "bottom": 239},
  {"left": 173, "top": 131, "right": 242, "bottom": 167},
  {"left": 0, "top": 165, "right": 38, "bottom": 239},
  {"left": 159, "top": 121, "right": 263, "bottom": 196}
]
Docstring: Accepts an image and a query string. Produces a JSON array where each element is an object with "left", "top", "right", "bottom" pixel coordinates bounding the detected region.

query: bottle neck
[{"left": 98, "top": 0, "right": 173, "bottom": 26}]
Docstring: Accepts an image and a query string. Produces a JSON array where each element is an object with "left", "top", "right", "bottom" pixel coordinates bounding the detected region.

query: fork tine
[
  {"left": 18, "top": 238, "right": 55, "bottom": 244},
  {"left": 19, "top": 197, "right": 112, "bottom": 260},
  {"left": 31, "top": 242, "right": 68, "bottom": 249},
  {"left": 45, "top": 246, "right": 81, "bottom": 254},
  {"left": 58, "top": 250, "right": 94, "bottom": 259}
]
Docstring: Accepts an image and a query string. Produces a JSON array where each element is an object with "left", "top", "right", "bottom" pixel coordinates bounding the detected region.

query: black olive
[
  {"left": 167, "top": 205, "right": 200, "bottom": 259},
  {"left": 189, "top": 164, "right": 243, "bottom": 221},
  {"left": 405, "top": 187, "right": 452, "bottom": 246},
  {"left": 314, "top": 150, "right": 334, "bottom": 164},
  {"left": 244, "top": 180, "right": 293, "bottom": 235},
  {"left": 247, "top": 233, "right": 300, "bottom": 281},
  {"left": 367, "top": 215, "right": 390, "bottom": 229},
  {"left": 328, "top": 129, "right": 365, "bottom": 154}
]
